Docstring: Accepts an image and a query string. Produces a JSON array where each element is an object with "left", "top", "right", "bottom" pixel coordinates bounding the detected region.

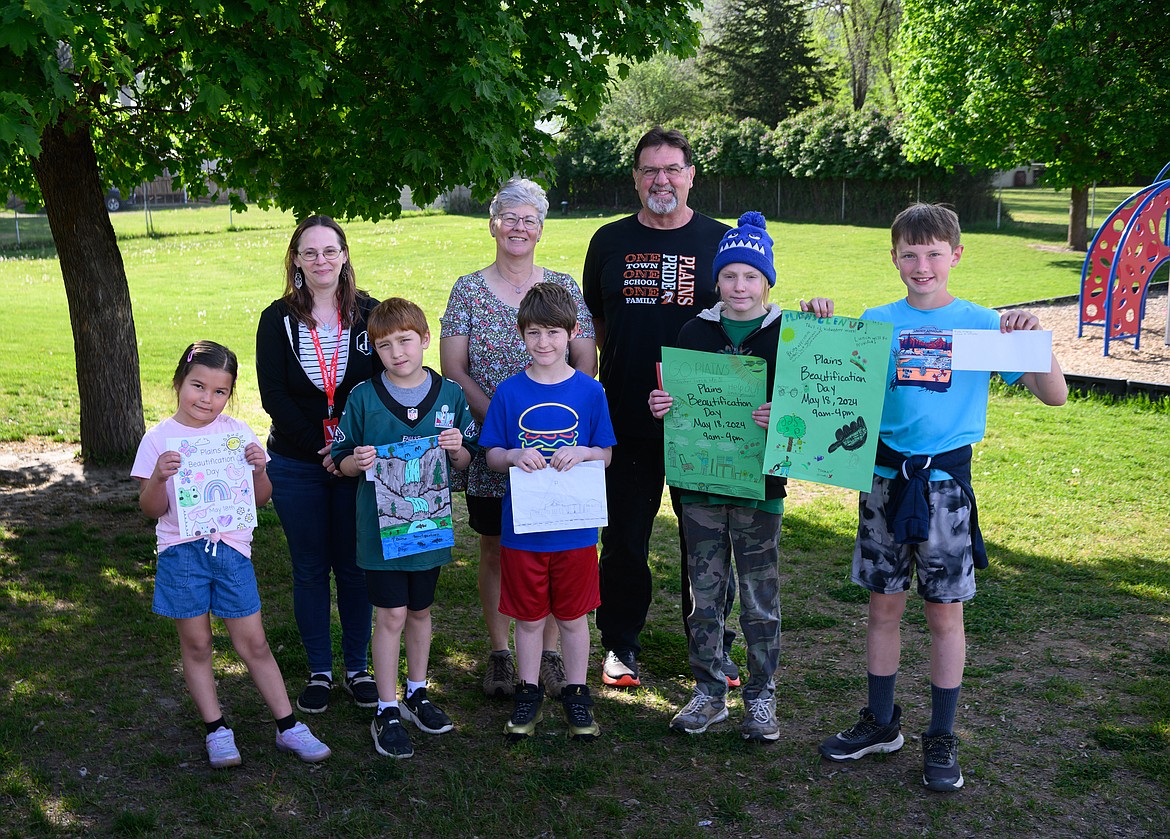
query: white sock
[
  {"left": 377, "top": 700, "right": 398, "bottom": 711},
  {"left": 406, "top": 679, "right": 427, "bottom": 699}
]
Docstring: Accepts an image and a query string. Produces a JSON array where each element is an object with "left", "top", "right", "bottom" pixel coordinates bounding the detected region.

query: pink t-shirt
[{"left": 131, "top": 414, "right": 268, "bottom": 557}]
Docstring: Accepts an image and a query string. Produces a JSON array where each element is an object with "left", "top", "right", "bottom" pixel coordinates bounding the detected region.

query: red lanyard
[{"left": 309, "top": 311, "right": 343, "bottom": 418}]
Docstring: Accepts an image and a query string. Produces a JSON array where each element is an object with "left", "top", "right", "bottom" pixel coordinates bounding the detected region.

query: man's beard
[{"left": 646, "top": 188, "right": 678, "bottom": 215}]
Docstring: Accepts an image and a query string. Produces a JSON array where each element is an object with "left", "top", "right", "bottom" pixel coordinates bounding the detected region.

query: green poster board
[
  {"left": 763, "top": 311, "right": 894, "bottom": 491},
  {"left": 661, "top": 347, "right": 767, "bottom": 500}
]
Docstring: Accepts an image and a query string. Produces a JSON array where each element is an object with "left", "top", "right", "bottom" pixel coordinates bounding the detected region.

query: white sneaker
[
  {"left": 205, "top": 726, "right": 242, "bottom": 769},
  {"left": 275, "top": 721, "right": 332, "bottom": 763}
]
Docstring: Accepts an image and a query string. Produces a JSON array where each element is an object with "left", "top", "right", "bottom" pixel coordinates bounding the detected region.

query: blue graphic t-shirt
[
  {"left": 862, "top": 298, "right": 1023, "bottom": 471},
  {"left": 479, "top": 370, "right": 617, "bottom": 551}
]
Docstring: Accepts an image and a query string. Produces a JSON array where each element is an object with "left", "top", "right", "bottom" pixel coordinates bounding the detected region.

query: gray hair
[{"left": 489, "top": 178, "right": 549, "bottom": 230}]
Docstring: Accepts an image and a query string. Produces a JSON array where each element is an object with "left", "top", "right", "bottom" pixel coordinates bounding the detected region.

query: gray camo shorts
[{"left": 851, "top": 474, "right": 976, "bottom": 604}]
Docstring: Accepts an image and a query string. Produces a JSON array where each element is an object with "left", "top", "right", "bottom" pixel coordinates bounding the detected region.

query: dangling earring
[{"left": 294, "top": 267, "right": 304, "bottom": 289}]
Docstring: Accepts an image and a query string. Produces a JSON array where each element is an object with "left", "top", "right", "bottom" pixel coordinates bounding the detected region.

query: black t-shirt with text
[{"left": 582, "top": 212, "right": 727, "bottom": 442}]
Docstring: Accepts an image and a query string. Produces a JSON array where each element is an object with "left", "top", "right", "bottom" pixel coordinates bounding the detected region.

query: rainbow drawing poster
[{"left": 166, "top": 431, "right": 258, "bottom": 539}]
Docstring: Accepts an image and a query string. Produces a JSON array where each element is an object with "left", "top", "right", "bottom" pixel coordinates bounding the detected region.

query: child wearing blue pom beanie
[{"left": 649, "top": 211, "right": 834, "bottom": 741}]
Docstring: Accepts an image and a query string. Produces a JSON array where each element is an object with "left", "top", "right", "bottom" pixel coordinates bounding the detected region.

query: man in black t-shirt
[{"left": 582, "top": 127, "right": 735, "bottom": 689}]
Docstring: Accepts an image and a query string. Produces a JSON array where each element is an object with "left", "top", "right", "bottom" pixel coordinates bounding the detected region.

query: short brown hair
[
  {"left": 368, "top": 298, "right": 430, "bottom": 342},
  {"left": 633, "top": 126, "right": 693, "bottom": 170},
  {"left": 890, "top": 203, "right": 962, "bottom": 249},
  {"left": 517, "top": 283, "right": 577, "bottom": 333}
]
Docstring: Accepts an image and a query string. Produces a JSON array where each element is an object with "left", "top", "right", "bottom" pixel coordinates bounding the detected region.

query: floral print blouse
[{"left": 440, "top": 269, "right": 595, "bottom": 497}]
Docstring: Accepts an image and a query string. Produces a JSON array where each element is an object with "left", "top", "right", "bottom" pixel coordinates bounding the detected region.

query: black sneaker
[
  {"left": 343, "top": 671, "right": 379, "bottom": 709},
  {"left": 371, "top": 706, "right": 414, "bottom": 759},
  {"left": 922, "top": 732, "right": 964, "bottom": 791},
  {"left": 561, "top": 684, "right": 601, "bottom": 741},
  {"left": 296, "top": 673, "right": 332, "bottom": 715},
  {"left": 504, "top": 681, "right": 544, "bottom": 742},
  {"left": 818, "top": 705, "right": 905, "bottom": 761},
  {"left": 401, "top": 688, "right": 453, "bottom": 735}
]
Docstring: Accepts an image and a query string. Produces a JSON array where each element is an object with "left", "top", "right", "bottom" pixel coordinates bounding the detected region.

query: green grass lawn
[
  {"left": 1, "top": 189, "right": 1168, "bottom": 837},
  {"left": 0, "top": 189, "right": 1106, "bottom": 442}
]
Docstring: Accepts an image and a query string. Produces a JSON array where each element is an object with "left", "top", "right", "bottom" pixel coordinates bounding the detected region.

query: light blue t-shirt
[{"left": 862, "top": 298, "right": 1023, "bottom": 478}]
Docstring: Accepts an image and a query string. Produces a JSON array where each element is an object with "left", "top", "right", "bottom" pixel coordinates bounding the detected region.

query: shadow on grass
[{"left": 1, "top": 476, "right": 1168, "bottom": 836}]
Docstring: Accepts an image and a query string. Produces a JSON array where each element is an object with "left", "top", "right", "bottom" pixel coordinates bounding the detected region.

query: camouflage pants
[{"left": 681, "top": 503, "right": 782, "bottom": 700}]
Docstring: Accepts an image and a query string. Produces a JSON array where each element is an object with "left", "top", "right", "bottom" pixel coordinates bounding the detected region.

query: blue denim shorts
[{"left": 152, "top": 540, "right": 262, "bottom": 620}]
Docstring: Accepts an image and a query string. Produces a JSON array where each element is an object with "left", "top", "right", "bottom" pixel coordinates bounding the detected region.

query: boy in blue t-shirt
[
  {"left": 333, "top": 298, "right": 477, "bottom": 759},
  {"left": 817, "top": 204, "right": 1067, "bottom": 791},
  {"left": 480, "top": 283, "right": 616, "bottom": 742}
]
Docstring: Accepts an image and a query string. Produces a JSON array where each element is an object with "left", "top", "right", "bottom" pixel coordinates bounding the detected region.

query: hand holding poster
[
  {"left": 509, "top": 460, "right": 608, "bottom": 534},
  {"left": 166, "top": 431, "right": 258, "bottom": 538},
  {"left": 763, "top": 311, "right": 894, "bottom": 491},
  {"left": 660, "top": 347, "right": 767, "bottom": 500},
  {"left": 369, "top": 437, "right": 455, "bottom": 560}
]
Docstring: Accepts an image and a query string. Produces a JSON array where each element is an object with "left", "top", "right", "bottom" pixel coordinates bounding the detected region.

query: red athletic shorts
[{"left": 498, "top": 545, "right": 600, "bottom": 623}]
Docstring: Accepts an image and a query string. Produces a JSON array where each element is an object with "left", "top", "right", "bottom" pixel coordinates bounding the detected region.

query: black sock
[
  {"left": 205, "top": 717, "right": 227, "bottom": 735},
  {"left": 275, "top": 713, "right": 297, "bottom": 733}
]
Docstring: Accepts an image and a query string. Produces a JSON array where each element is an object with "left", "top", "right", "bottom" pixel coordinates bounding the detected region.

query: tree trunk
[
  {"left": 29, "top": 109, "right": 145, "bottom": 462},
  {"left": 1068, "top": 185, "right": 1090, "bottom": 251}
]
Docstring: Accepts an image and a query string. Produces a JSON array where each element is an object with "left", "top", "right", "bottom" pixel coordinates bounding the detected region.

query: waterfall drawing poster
[
  {"left": 660, "top": 347, "right": 768, "bottom": 500},
  {"left": 166, "top": 431, "right": 258, "bottom": 539},
  {"left": 763, "top": 310, "right": 893, "bottom": 491},
  {"left": 369, "top": 436, "right": 454, "bottom": 560}
]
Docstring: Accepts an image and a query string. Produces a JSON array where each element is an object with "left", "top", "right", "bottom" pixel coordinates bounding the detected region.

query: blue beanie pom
[
  {"left": 738, "top": 210, "right": 767, "bottom": 229},
  {"left": 712, "top": 209, "right": 776, "bottom": 286}
]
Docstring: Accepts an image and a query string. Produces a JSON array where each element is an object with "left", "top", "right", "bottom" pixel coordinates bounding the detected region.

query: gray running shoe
[
  {"left": 741, "top": 694, "right": 779, "bottom": 742},
  {"left": 601, "top": 650, "right": 640, "bottom": 687},
  {"left": 539, "top": 650, "right": 569, "bottom": 700},
  {"left": 483, "top": 650, "right": 516, "bottom": 698},
  {"left": 669, "top": 691, "right": 728, "bottom": 734}
]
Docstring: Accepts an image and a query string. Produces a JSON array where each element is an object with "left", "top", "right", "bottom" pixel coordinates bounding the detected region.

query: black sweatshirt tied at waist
[{"left": 874, "top": 439, "right": 988, "bottom": 570}]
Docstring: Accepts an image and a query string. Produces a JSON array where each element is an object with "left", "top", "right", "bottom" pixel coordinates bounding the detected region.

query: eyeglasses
[
  {"left": 496, "top": 212, "right": 542, "bottom": 231},
  {"left": 297, "top": 247, "right": 343, "bottom": 261},
  {"left": 637, "top": 165, "right": 690, "bottom": 180}
]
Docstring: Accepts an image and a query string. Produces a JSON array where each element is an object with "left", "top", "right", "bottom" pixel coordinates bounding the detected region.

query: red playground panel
[{"left": 1079, "top": 174, "right": 1170, "bottom": 356}]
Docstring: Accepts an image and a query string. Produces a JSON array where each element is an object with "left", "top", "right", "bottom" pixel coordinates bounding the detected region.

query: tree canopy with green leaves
[
  {"left": 809, "top": 0, "right": 901, "bottom": 111},
  {"left": 701, "top": 0, "right": 828, "bottom": 127},
  {"left": 897, "top": 0, "right": 1170, "bottom": 249},
  {"left": 0, "top": 0, "right": 700, "bottom": 460}
]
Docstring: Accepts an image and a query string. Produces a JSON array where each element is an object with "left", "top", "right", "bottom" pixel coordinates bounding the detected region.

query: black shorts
[
  {"left": 365, "top": 566, "right": 442, "bottom": 610},
  {"left": 466, "top": 493, "right": 503, "bottom": 537}
]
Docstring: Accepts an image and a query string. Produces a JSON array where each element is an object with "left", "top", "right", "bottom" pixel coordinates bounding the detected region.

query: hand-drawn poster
[
  {"left": 166, "top": 432, "right": 257, "bottom": 539},
  {"left": 370, "top": 437, "right": 454, "bottom": 559},
  {"left": 509, "top": 460, "right": 608, "bottom": 534},
  {"left": 660, "top": 347, "right": 768, "bottom": 500},
  {"left": 763, "top": 311, "right": 894, "bottom": 492}
]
